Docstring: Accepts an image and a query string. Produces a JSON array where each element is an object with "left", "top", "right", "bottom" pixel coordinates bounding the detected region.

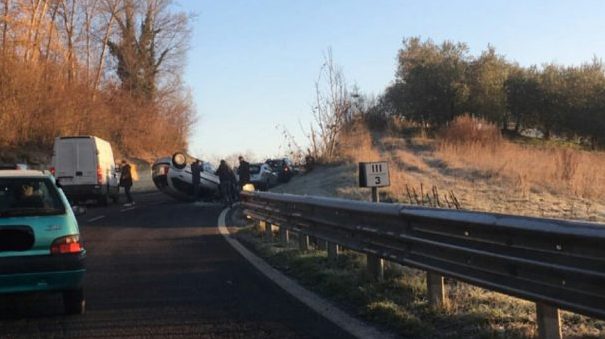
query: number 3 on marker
[{"left": 375, "top": 176, "right": 381, "bottom": 185}]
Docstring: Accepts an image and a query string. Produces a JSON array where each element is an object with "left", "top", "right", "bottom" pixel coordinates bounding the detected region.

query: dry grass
[
  {"left": 431, "top": 115, "right": 605, "bottom": 202},
  {"left": 438, "top": 114, "right": 502, "bottom": 146},
  {"left": 338, "top": 122, "right": 382, "bottom": 162},
  {"left": 437, "top": 141, "right": 605, "bottom": 200},
  {"left": 339, "top": 124, "right": 427, "bottom": 200},
  {"left": 295, "top": 119, "right": 605, "bottom": 220}
]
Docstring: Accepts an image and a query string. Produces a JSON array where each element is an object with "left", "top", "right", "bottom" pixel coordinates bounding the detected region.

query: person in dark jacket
[
  {"left": 215, "top": 160, "right": 235, "bottom": 204},
  {"left": 237, "top": 156, "right": 250, "bottom": 189},
  {"left": 191, "top": 160, "right": 202, "bottom": 199},
  {"left": 119, "top": 160, "right": 134, "bottom": 206}
]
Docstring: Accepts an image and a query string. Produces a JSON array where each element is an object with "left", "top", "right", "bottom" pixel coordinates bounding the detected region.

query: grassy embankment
[{"left": 274, "top": 118, "right": 605, "bottom": 222}]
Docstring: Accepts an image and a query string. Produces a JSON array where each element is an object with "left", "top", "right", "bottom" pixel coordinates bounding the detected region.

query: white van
[{"left": 51, "top": 136, "right": 119, "bottom": 205}]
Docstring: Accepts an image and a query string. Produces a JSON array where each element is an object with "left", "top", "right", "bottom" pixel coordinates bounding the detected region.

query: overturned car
[{"left": 152, "top": 153, "right": 220, "bottom": 201}]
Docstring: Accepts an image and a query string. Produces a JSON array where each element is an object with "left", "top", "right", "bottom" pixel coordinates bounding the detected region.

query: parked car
[
  {"left": 249, "top": 163, "right": 278, "bottom": 191},
  {"left": 0, "top": 170, "right": 86, "bottom": 314},
  {"left": 50, "top": 136, "right": 119, "bottom": 206},
  {"left": 152, "top": 152, "right": 220, "bottom": 201},
  {"left": 265, "top": 158, "right": 294, "bottom": 183}
]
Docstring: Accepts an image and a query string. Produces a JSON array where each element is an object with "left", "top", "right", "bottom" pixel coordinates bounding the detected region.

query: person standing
[
  {"left": 237, "top": 156, "right": 250, "bottom": 189},
  {"left": 215, "top": 160, "right": 235, "bottom": 204},
  {"left": 119, "top": 160, "right": 134, "bottom": 206},
  {"left": 191, "top": 160, "right": 202, "bottom": 199}
]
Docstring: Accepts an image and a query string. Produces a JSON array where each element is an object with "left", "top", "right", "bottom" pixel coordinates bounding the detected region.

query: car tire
[
  {"left": 171, "top": 152, "right": 187, "bottom": 169},
  {"left": 63, "top": 288, "right": 85, "bottom": 315}
]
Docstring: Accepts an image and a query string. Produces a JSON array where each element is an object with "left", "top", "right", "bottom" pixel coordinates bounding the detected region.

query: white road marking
[
  {"left": 194, "top": 201, "right": 224, "bottom": 207},
  {"left": 217, "top": 207, "right": 393, "bottom": 339},
  {"left": 120, "top": 207, "right": 136, "bottom": 212},
  {"left": 86, "top": 215, "right": 105, "bottom": 223}
]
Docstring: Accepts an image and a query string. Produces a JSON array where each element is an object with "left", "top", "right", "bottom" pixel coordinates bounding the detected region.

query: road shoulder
[{"left": 217, "top": 206, "right": 394, "bottom": 339}]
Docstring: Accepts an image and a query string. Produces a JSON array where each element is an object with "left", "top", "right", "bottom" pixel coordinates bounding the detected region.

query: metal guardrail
[{"left": 241, "top": 190, "right": 605, "bottom": 337}]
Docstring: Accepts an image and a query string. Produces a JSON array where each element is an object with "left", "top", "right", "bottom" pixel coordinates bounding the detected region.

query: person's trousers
[
  {"left": 193, "top": 182, "right": 200, "bottom": 198},
  {"left": 124, "top": 185, "right": 133, "bottom": 203}
]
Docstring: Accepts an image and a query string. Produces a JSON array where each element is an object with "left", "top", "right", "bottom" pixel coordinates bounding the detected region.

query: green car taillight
[{"left": 50, "top": 235, "right": 82, "bottom": 255}]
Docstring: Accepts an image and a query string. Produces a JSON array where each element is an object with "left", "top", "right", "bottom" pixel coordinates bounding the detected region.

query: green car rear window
[{"left": 0, "top": 178, "right": 65, "bottom": 217}]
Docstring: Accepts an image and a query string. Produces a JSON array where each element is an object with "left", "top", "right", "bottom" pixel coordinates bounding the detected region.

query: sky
[{"left": 182, "top": 0, "right": 605, "bottom": 161}]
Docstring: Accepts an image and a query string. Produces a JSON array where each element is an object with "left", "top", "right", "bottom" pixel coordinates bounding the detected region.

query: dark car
[
  {"left": 249, "top": 163, "right": 278, "bottom": 191},
  {"left": 265, "top": 158, "right": 294, "bottom": 183}
]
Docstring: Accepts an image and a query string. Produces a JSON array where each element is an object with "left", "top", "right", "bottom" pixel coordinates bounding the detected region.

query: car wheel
[
  {"left": 172, "top": 152, "right": 187, "bottom": 169},
  {"left": 63, "top": 288, "right": 85, "bottom": 315}
]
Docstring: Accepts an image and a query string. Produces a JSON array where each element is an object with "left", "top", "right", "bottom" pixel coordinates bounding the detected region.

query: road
[{"left": 0, "top": 191, "right": 352, "bottom": 338}]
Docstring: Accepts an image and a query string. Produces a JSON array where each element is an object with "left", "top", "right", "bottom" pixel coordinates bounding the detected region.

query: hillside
[{"left": 271, "top": 127, "right": 605, "bottom": 223}]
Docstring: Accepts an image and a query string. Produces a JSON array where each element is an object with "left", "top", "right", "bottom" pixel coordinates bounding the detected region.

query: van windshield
[{"left": 0, "top": 178, "right": 65, "bottom": 217}]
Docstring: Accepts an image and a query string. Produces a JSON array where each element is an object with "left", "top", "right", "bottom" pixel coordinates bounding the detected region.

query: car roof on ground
[{"left": 0, "top": 170, "right": 48, "bottom": 178}]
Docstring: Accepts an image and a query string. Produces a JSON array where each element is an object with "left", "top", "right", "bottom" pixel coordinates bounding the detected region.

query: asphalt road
[{"left": 0, "top": 192, "right": 353, "bottom": 338}]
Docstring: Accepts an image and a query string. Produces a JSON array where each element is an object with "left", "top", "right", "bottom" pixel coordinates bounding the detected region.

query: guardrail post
[
  {"left": 265, "top": 222, "right": 273, "bottom": 241},
  {"left": 367, "top": 254, "right": 383, "bottom": 281},
  {"left": 279, "top": 226, "right": 289, "bottom": 243},
  {"left": 327, "top": 242, "right": 339, "bottom": 262},
  {"left": 426, "top": 272, "right": 447, "bottom": 308},
  {"left": 536, "top": 303, "right": 562, "bottom": 339},
  {"left": 317, "top": 239, "right": 327, "bottom": 251},
  {"left": 298, "top": 233, "right": 310, "bottom": 251}
]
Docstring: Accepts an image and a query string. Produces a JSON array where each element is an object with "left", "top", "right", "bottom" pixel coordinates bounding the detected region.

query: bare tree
[
  {"left": 1, "top": 0, "right": 11, "bottom": 57},
  {"left": 107, "top": 0, "right": 190, "bottom": 99},
  {"left": 92, "top": 0, "right": 118, "bottom": 91},
  {"left": 308, "top": 48, "right": 351, "bottom": 162}
]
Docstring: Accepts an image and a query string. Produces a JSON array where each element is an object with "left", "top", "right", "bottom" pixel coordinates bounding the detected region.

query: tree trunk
[
  {"left": 1, "top": 0, "right": 9, "bottom": 57},
  {"left": 514, "top": 113, "right": 521, "bottom": 133},
  {"left": 93, "top": 1, "right": 117, "bottom": 92}
]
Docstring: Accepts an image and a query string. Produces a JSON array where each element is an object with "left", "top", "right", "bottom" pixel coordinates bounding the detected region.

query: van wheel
[{"left": 63, "top": 288, "right": 85, "bottom": 315}]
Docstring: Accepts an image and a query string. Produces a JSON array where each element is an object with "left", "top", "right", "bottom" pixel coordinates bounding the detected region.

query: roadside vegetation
[
  {"left": 277, "top": 118, "right": 605, "bottom": 222},
  {"left": 281, "top": 37, "right": 605, "bottom": 221},
  {"left": 0, "top": 0, "right": 194, "bottom": 163},
  {"left": 235, "top": 226, "right": 605, "bottom": 338}
]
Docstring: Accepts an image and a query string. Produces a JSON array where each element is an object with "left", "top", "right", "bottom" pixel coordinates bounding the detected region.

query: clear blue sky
[{"left": 183, "top": 0, "right": 605, "bottom": 161}]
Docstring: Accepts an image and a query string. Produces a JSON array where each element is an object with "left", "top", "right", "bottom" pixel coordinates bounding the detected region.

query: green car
[{"left": 0, "top": 170, "right": 86, "bottom": 314}]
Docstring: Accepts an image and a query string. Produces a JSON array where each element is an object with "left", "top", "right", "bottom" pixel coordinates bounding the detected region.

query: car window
[
  {"left": 0, "top": 178, "right": 65, "bottom": 217},
  {"left": 203, "top": 163, "right": 215, "bottom": 173},
  {"left": 249, "top": 165, "right": 261, "bottom": 174},
  {"left": 267, "top": 160, "right": 284, "bottom": 169}
]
